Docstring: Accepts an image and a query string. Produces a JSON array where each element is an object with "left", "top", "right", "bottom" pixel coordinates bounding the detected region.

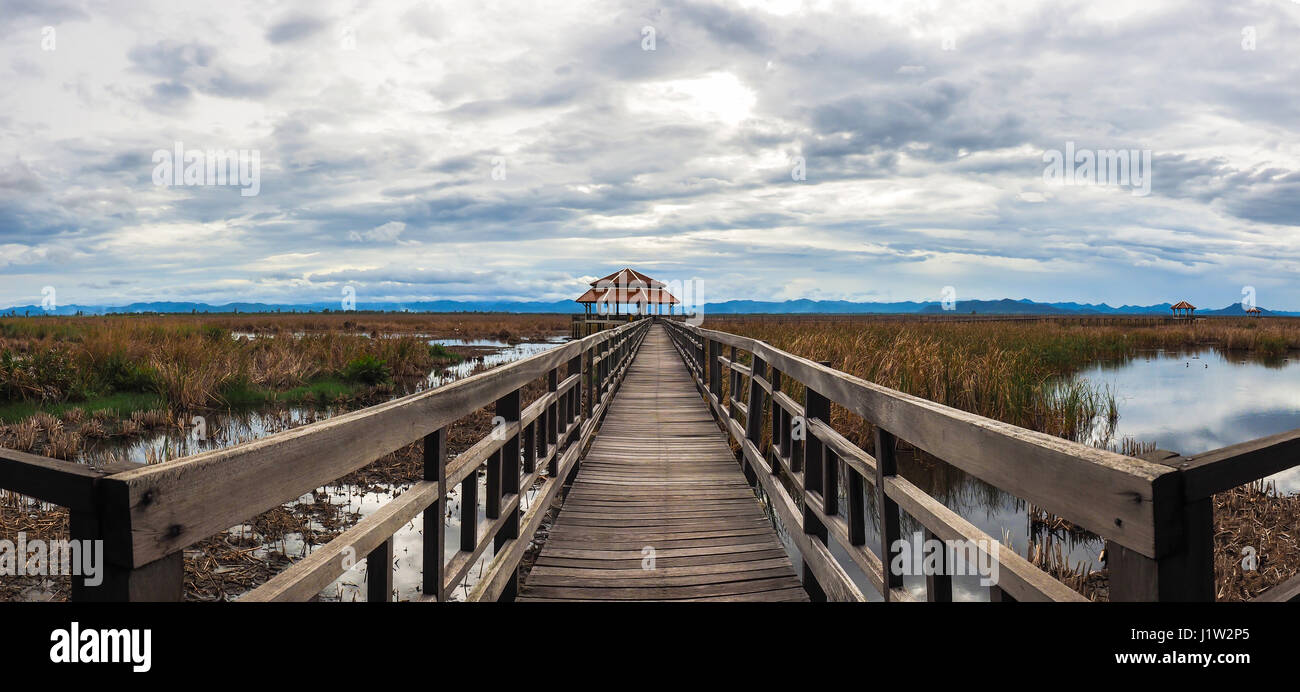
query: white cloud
[{"left": 0, "top": 0, "right": 1299, "bottom": 310}]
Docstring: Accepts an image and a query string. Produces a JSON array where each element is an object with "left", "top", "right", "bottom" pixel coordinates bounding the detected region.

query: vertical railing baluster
[
  {"left": 742, "top": 355, "right": 766, "bottom": 486},
  {"left": 366, "top": 538, "right": 393, "bottom": 602},
  {"left": 847, "top": 468, "right": 866, "bottom": 547},
  {"left": 583, "top": 343, "right": 594, "bottom": 422},
  {"left": 546, "top": 367, "right": 559, "bottom": 475},
  {"left": 801, "top": 383, "right": 830, "bottom": 601},
  {"left": 728, "top": 346, "right": 738, "bottom": 421},
  {"left": 495, "top": 388, "right": 521, "bottom": 553},
  {"left": 874, "top": 427, "right": 903, "bottom": 601},
  {"left": 768, "top": 368, "right": 782, "bottom": 467},
  {"left": 422, "top": 427, "right": 446, "bottom": 601},
  {"left": 568, "top": 352, "right": 581, "bottom": 427},
  {"left": 708, "top": 339, "right": 722, "bottom": 402},
  {"left": 460, "top": 462, "right": 478, "bottom": 555},
  {"left": 823, "top": 448, "right": 840, "bottom": 518},
  {"left": 523, "top": 420, "right": 536, "bottom": 475},
  {"left": 925, "top": 527, "right": 952, "bottom": 602}
]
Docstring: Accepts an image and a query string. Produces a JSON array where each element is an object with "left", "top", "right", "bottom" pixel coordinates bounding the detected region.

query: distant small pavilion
[
  {"left": 575, "top": 268, "right": 680, "bottom": 317},
  {"left": 1246, "top": 306, "right": 1262, "bottom": 317},
  {"left": 1171, "top": 300, "right": 1196, "bottom": 319}
]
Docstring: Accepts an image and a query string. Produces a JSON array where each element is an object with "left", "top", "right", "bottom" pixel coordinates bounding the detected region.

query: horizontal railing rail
[
  {"left": 0, "top": 319, "right": 649, "bottom": 601},
  {"left": 659, "top": 318, "right": 1300, "bottom": 602}
]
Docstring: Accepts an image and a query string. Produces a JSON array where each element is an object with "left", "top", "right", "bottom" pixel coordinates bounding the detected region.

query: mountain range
[{"left": 1, "top": 298, "right": 1293, "bottom": 316}]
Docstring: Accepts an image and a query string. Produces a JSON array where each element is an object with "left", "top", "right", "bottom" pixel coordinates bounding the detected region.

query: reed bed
[
  {"left": 0, "top": 313, "right": 566, "bottom": 418},
  {"left": 712, "top": 316, "right": 1300, "bottom": 601}
]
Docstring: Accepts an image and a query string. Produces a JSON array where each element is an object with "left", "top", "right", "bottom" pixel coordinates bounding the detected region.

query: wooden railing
[
  {"left": 660, "top": 318, "right": 1300, "bottom": 602},
  {"left": 0, "top": 319, "right": 650, "bottom": 601}
]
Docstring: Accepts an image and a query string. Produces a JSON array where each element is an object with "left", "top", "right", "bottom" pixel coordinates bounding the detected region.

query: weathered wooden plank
[
  {"left": 1181, "top": 427, "right": 1300, "bottom": 499},
  {"left": 101, "top": 321, "right": 647, "bottom": 568},
  {"left": 667, "top": 322, "right": 1172, "bottom": 558},
  {"left": 517, "top": 325, "right": 808, "bottom": 602},
  {"left": 0, "top": 448, "right": 105, "bottom": 511}
]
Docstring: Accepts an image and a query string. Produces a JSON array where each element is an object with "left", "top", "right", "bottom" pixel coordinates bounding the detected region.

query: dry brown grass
[
  {"left": 1214, "top": 481, "right": 1300, "bottom": 601},
  {"left": 0, "top": 313, "right": 564, "bottom": 414}
]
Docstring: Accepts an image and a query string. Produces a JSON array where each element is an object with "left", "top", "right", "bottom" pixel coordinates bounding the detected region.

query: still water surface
[{"left": 770, "top": 348, "right": 1300, "bottom": 601}]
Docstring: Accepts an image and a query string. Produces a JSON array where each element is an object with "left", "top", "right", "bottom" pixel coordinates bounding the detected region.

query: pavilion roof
[
  {"left": 575, "top": 286, "right": 680, "bottom": 304},
  {"left": 1171, "top": 301, "right": 1196, "bottom": 310},
  {"left": 576, "top": 268, "right": 679, "bottom": 304},
  {"left": 590, "top": 268, "right": 665, "bottom": 288}
]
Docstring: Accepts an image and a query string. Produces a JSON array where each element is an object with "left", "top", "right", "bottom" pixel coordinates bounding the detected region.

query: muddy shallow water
[{"left": 57, "top": 334, "right": 572, "bottom": 602}]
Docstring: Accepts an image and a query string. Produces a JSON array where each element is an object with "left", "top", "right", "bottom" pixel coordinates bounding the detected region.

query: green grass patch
[
  {"left": 211, "top": 376, "right": 368, "bottom": 409},
  {"left": 282, "top": 377, "right": 363, "bottom": 404},
  {"left": 428, "top": 343, "right": 463, "bottom": 362},
  {"left": 0, "top": 392, "right": 166, "bottom": 424}
]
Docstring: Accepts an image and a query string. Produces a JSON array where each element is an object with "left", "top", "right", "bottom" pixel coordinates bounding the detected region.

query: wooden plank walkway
[{"left": 517, "top": 324, "right": 808, "bottom": 601}]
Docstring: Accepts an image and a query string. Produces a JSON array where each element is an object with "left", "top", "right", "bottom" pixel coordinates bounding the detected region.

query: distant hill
[{"left": 1, "top": 299, "right": 1295, "bottom": 317}]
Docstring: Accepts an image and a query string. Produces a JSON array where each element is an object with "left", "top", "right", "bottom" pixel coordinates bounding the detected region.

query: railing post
[
  {"left": 924, "top": 527, "right": 953, "bottom": 602},
  {"left": 846, "top": 467, "right": 866, "bottom": 546},
  {"left": 1106, "top": 449, "right": 1214, "bottom": 601},
  {"left": 801, "top": 384, "right": 830, "bottom": 602},
  {"left": 708, "top": 339, "right": 722, "bottom": 400},
  {"left": 494, "top": 388, "right": 521, "bottom": 555},
  {"left": 460, "top": 458, "right": 478, "bottom": 554},
  {"left": 728, "top": 346, "right": 738, "bottom": 420},
  {"left": 546, "top": 367, "right": 559, "bottom": 476},
  {"left": 742, "top": 355, "right": 766, "bottom": 487},
  {"left": 567, "top": 352, "right": 581, "bottom": 428},
  {"left": 584, "top": 343, "right": 594, "bottom": 422},
  {"left": 422, "top": 427, "right": 447, "bottom": 601},
  {"left": 769, "top": 368, "right": 787, "bottom": 473},
  {"left": 523, "top": 420, "right": 536, "bottom": 475},
  {"left": 366, "top": 538, "right": 393, "bottom": 602},
  {"left": 73, "top": 492, "right": 184, "bottom": 602},
  {"left": 874, "top": 427, "right": 904, "bottom": 601}
]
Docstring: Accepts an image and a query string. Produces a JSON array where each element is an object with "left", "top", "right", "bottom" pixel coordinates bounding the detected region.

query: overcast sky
[{"left": 2, "top": 0, "right": 1299, "bottom": 309}]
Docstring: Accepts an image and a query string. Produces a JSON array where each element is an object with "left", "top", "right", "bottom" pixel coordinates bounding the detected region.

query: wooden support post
[
  {"left": 823, "top": 448, "right": 840, "bottom": 518},
  {"left": 72, "top": 492, "right": 184, "bottom": 602},
  {"left": 1106, "top": 449, "right": 1214, "bottom": 601},
  {"left": 875, "top": 427, "right": 904, "bottom": 600},
  {"left": 568, "top": 353, "right": 582, "bottom": 426},
  {"left": 460, "top": 466, "right": 478, "bottom": 552},
  {"left": 707, "top": 339, "right": 721, "bottom": 402},
  {"left": 422, "top": 427, "right": 446, "bottom": 600},
  {"left": 740, "top": 356, "right": 765, "bottom": 486},
  {"left": 546, "top": 368, "right": 559, "bottom": 475},
  {"left": 584, "top": 345, "right": 594, "bottom": 423},
  {"left": 767, "top": 367, "right": 782, "bottom": 451},
  {"left": 924, "top": 527, "right": 952, "bottom": 602},
  {"left": 495, "top": 388, "right": 521, "bottom": 553},
  {"left": 728, "top": 346, "right": 739, "bottom": 422},
  {"left": 486, "top": 446, "right": 501, "bottom": 520},
  {"left": 846, "top": 469, "right": 866, "bottom": 546},
  {"left": 523, "top": 420, "right": 536, "bottom": 474},
  {"left": 366, "top": 538, "right": 393, "bottom": 602},
  {"left": 801, "top": 384, "right": 830, "bottom": 601}
]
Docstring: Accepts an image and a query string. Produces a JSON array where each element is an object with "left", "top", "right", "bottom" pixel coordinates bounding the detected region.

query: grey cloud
[{"left": 266, "top": 14, "right": 329, "bottom": 44}]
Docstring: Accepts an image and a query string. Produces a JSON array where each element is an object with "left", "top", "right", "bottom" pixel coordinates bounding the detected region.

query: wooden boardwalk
[{"left": 517, "top": 325, "right": 808, "bottom": 601}]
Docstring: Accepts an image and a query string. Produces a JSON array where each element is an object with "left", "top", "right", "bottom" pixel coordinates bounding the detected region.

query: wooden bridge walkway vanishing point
[
  {"left": 4, "top": 317, "right": 1300, "bottom": 602},
  {"left": 517, "top": 327, "right": 807, "bottom": 601}
]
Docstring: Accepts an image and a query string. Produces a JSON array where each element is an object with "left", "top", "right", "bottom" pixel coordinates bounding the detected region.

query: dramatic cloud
[{"left": 1, "top": 0, "right": 1299, "bottom": 309}]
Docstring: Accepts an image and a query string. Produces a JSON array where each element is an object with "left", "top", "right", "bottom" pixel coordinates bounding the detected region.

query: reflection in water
[
  {"left": 759, "top": 347, "right": 1300, "bottom": 601},
  {"left": 1077, "top": 349, "right": 1300, "bottom": 493},
  {"left": 76, "top": 334, "right": 570, "bottom": 601},
  {"left": 426, "top": 337, "right": 568, "bottom": 389}
]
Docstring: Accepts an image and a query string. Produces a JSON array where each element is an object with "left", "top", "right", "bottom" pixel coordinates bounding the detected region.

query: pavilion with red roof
[
  {"left": 1170, "top": 300, "right": 1196, "bottom": 319},
  {"left": 575, "top": 268, "right": 680, "bottom": 317}
]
